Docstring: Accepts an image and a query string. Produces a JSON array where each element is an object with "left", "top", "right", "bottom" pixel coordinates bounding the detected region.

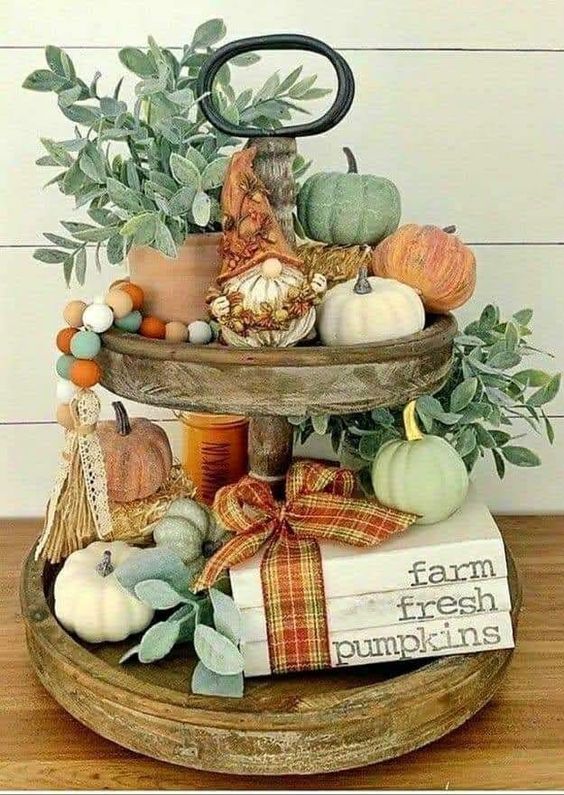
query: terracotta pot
[
  {"left": 179, "top": 412, "right": 249, "bottom": 505},
  {"left": 128, "top": 233, "right": 221, "bottom": 324}
]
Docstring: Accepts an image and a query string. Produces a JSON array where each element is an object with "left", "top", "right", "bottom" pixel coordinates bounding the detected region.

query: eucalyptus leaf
[
  {"left": 311, "top": 414, "right": 329, "bottom": 435},
  {"left": 115, "top": 547, "right": 189, "bottom": 594},
  {"left": 23, "top": 69, "right": 69, "bottom": 92},
  {"left": 450, "top": 377, "right": 478, "bottom": 412},
  {"left": 40, "top": 137, "right": 74, "bottom": 168},
  {"left": 138, "top": 621, "right": 181, "bottom": 663},
  {"left": 45, "top": 46, "right": 75, "bottom": 79},
  {"left": 33, "top": 248, "right": 67, "bottom": 264},
  {"left": 191, "top": 661, "right": 244, "bottom": 698},
  {"left": 201, "top": 158, "right": 229, "bottom": 190},
  {"left": 193, "top": 624, "right": 244, "bottom": 675},
  {"left": 74, "top": 247, "right": 87, "bottom": 284},
  {"left": 191, "top": 191, "right": 211, "bottom": 226},
  {"left": 168, "top": 185, "right": 198, "bottom": 216},
  {"left": 107, "top": 234, "right": 125, "bottom": 264},
  {"left": 119, "top": 47, "right": 156, "bottom": 77},
  {"left": 107, "top": 178, "right": 145, "bottom": 212},
  {"left": 119, "top": 644, "right": 141, "bottom": 664},
  {"left": 501, "top": 446, "right": 541, "bottom": 467},
  {"left": 210, "top": 588, "right": 241, "bottom": 645},
  {"left": 42, "top": 233, "right": 80, "bottom": 249},
  {"left": 192, "top": 18, "right": 227, "bottom": 48},
  {"left": 154, "top": 220, "right": 177, "bottom": 257},
  {"left": 134, "top": 579, "right": 189, "bottom": 610},
  {"left": 526, "top": 374, "right": 561, "bottom": 407},
  {"left": 170, "top": 153, "right": 201, "bottom": 188}
]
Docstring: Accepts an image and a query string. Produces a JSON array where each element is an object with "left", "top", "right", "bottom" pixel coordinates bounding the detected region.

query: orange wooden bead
[
  {"left": 119, "top": 282, "right": 144, "bottom": 311},
  {"left": 70, "top": 359, "right": 102, "bottom": 388},
  {"left": 139, "top": 316, "right": 166, "bottom": 339},
  {"left": 56, "top": 327, "right": 78, "bottom": 354},
  {"left": 109, "top": 277, "right": 130, "bottom": 290}
]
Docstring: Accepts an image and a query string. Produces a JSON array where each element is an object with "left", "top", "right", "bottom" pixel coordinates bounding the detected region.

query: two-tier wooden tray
[{"left": 21, "top": 313, "right": 522, "bottom": 774}]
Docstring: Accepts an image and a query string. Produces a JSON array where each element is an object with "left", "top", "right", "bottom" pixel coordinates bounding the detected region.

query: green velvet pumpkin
[
  {"left": 152, "top": 498, "right": 231, "bottom": 585},
  {"left": 371, "top": 402, "right": 469, "bottom": 525},
  {"left": 296, "top": 147, "right": 401, "bottom": 246}
]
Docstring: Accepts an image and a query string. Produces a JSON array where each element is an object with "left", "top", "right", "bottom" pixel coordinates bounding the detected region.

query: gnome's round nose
[{"left": 261, "top": 258, "right": 283, "bottom": 279}]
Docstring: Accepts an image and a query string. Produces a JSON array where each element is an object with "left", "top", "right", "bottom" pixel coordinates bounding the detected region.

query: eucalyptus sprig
[
  {"left": 24, "top": 19, "right": 330, "bottom": 285},
  {"left": 293, "top": 304, "right": 560, "bottom": 487}
]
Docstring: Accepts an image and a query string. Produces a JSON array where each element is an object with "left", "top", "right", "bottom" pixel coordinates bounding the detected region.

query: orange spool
[{"left": 179, "top": 412, "right": 249, "bottom": 505}]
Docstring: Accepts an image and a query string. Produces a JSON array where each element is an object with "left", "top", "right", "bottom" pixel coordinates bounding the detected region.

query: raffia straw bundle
[
  {"left": 107, "top": 463, "right": 196, "bottom": 546},
  {"left": 298, "top": 242, "right": 373, "bottom": 288}
]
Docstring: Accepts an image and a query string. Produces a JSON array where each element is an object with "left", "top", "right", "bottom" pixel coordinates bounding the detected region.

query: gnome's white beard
[{"left": 224, "top": 264, "right": 305, "bottom": 313}]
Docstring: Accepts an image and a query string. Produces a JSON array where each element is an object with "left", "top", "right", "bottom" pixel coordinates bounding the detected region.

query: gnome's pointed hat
[{"left": 217, "top": 146, "right": 302, "bottom": 285}]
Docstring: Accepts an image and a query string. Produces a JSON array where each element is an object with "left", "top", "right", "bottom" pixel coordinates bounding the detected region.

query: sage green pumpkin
[
  {"left": 152, "top": 498, "right": 230, "bottom": 584},
  {"left": 297, "top": 147, "right": 401, "bottom": 246},
  {"left": 371, "top": 402, "right": 469, "bottom": 525}
]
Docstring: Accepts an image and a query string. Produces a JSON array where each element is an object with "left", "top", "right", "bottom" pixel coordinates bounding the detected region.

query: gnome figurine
[{"left": 208, "top": 147, "right": 327, "bottom": 347}]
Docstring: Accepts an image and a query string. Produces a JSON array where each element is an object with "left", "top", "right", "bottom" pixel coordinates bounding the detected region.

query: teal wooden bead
[
  {"left": 70, "top": 330, "right": 101, "bottom": 360},
  {"left": 114, "top": 310, "right": 143, "bottom": 332},
  {"left": 56, "top": 354, "right": 76, "bottom": 379}
]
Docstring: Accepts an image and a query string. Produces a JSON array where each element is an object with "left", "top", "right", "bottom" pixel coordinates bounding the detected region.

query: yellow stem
[{"left": 403, "top": 400, "right": 424, "bottom": 441}]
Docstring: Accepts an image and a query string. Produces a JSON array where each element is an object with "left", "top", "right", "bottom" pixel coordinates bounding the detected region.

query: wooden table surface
[{"left": 1, "top": 516, "right": 562, "bottom": 791}]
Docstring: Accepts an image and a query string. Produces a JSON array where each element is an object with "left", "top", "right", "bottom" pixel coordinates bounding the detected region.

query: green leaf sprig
[
  {"left": 292, "top": 304, "right": 560, "bottom": 487},
  {"left": 24, "top": 21, "right": 327, "bottom": 285}
]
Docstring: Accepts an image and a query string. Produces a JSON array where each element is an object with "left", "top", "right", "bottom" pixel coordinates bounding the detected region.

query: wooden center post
[{"left": 245, "top": 136, "right": 298, "bottom": 492}]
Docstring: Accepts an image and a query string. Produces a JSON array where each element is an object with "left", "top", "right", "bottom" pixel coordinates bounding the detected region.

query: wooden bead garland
[{"left": 54, "top": 281, "right": 214, "bottom": 428}]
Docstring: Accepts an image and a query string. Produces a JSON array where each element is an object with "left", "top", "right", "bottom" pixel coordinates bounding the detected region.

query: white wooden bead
[
  {"left": 56, "top": 378, "right": 78, "bottom": 404},
  {"left": 82, "top": 302, "right": 114, "bottom": 333}
]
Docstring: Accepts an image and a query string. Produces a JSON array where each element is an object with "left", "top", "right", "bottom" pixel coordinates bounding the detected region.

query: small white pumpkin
[
  {"left": 317, "top": 266, "right": 425, "bottom": 346},
  {"left": 54, "top": 541, "right": 154, "bottom": 643}
]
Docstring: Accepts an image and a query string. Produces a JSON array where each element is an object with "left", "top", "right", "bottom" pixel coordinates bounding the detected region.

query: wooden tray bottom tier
[{"left": 21, "top": 544, "right": 521, "bottom": 776}]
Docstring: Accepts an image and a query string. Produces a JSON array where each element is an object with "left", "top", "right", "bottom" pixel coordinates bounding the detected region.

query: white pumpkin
[
  {"left": 54, "top": 541, "right": 154, "bottom": 643},
  {"left": 317, "top": 266, "right": 425, "bottom": 346}
]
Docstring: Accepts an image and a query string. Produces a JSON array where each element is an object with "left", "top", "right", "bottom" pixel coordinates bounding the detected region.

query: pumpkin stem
[
  {"left": 96, "top": 550, "right": 114, "bottom": 577},
  {"left": 343, "top": 146, "right": 358, "bottom": 174},
  {"left": 112, "top": 401, "right": 131, "bottom": 436},
  {"left": 403, "top": 400, "right": 424, "bottom": 441},
  {"left": 353, "top": 265, "right": 372, "bottom": 295},
  {"left": 443, "top": 225, "right": 456, "bottom": 234}
]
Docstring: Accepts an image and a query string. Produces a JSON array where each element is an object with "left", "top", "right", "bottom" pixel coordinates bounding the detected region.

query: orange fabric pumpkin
[
  {"left": 371, "top": 224, "right": 476, "bottom": 312},
  {"left": 97, "top": 402, "right": 172, "bottom": 502}
]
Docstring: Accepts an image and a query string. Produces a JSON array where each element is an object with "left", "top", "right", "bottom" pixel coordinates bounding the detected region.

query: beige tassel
[{"left": 36, "top": 390, "right": 113, "bottom": 564}]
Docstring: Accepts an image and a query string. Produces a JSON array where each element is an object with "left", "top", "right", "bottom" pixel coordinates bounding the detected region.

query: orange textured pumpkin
[
  {"left": 69, "top": 359, "right": 102, "bottom": 388},
  {"left": 371, "top": 224, "right": 476, "bottom": 312},
  {"left": 139, "top": 315, "right": 166, "bottom": 339},
  {"left": 97, "top": 402, "right": 173, "bottom": 502}
]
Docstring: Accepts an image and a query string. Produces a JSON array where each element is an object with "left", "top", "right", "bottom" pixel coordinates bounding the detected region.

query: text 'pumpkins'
[
  {"left": 297, "top": 147, "right": 401, "bottom": 246},
  {"left": 371, "top": 401, "right": 469, "bottom": 524},
  {"left": 98, "top": 402, "right": 172, "bottom": 502},
  {"left": 372, "top": 224, "right": 476, "bottom": 313}
]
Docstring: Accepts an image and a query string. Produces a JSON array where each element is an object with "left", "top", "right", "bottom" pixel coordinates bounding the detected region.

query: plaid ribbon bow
[{"left": 194, "top": 460, "right": 417, "bottom": 674}]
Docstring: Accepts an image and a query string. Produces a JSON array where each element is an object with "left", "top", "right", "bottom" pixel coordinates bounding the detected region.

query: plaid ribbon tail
[{"left": 192, "top": 527, "right": 271, "bottom": 592}]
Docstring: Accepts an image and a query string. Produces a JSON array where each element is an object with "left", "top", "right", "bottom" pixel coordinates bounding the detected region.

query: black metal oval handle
[{"left": 196, "top": 34, "right": 355, "bottom": 138}]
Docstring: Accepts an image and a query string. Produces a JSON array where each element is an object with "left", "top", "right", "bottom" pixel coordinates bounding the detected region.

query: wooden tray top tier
[
  {"left": 99, "top": 314, "right": 457, "bottom": 416},
  {"left": 21, "top": 544, "right": 521, "bottom": 775}
]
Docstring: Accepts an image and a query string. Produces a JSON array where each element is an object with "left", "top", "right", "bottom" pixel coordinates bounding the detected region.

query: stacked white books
[{"left": 230, "top": 487, "right": 515, "bottom": 677}]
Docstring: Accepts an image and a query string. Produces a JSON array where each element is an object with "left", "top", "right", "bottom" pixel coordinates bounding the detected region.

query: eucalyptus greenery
[
  {"left": 23, "top": 19, "right": 328, "bottom": 285},
  {"left": 116, "top": 545, "right": 245, "bottom": 697},
  {"left": 292, "top": 304, "right": 560, "bottom": 489}
]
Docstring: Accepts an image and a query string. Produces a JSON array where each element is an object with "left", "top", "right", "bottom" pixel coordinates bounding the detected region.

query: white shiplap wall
[{"left": 1, "top": 1, "right": 562, "bottom": 516}]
